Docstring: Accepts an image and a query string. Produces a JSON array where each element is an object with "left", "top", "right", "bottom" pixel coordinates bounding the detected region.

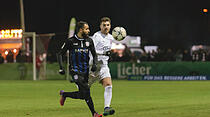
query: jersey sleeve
[
  {"left": 59, "top": 39, "right": 71, "bottom": 55},
  {"left": 92, "top": 33, "right": 98, "bottom": 48},
  {"left": 57, "top": 39, "right": 72, "bottom": 69},
  {"left": 92, "top": 32, "right": 104, "bottom": 54},
  {"left": 89, "top": 38, "right": 98, "bottom": 65}
]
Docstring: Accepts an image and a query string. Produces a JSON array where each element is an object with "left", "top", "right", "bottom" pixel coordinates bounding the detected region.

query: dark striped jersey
[{"left": 58, "top": 35, "right": 97, "bottom": 73}]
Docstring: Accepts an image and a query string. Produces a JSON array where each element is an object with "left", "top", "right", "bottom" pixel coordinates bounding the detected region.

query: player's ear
[
  {"left": 79, "top": 28, "right": 83, "bottom": 32},
  {"left": 100, "top": 23, "right": 103, "bottom": 28}
]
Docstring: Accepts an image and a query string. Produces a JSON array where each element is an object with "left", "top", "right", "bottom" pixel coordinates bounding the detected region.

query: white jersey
[
  {"left": 89, "top": 31, "right": 113, "bottom": 84},
  {"left": 91, "top": 31, "right": 114, "bottom": 65}
]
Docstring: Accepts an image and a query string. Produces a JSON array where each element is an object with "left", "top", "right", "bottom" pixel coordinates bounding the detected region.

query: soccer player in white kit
[{"left": 89, "top": 17, "right": 115, "bottom": 116}]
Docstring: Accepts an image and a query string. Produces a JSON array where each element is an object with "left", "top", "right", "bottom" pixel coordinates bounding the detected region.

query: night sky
[{"left": 1, "top": 0, "right": 210, "bottom": 49}]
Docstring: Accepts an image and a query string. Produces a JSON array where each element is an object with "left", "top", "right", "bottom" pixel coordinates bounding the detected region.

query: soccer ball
[{"left": 112, "top": 27, "right": 127, "bottom": 41}]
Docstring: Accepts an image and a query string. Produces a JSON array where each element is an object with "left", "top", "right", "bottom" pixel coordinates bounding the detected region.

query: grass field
[{"left": 1, "top": 80, "right": 210, "bottom": 117}]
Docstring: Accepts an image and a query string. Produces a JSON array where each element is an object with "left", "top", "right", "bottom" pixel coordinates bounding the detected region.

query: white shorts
[
  {"left": 97, "top": 64, "right": 111, "bottom": 80},
  {"left": 88, "top": 64, "right": 111, "bottom": 86}
]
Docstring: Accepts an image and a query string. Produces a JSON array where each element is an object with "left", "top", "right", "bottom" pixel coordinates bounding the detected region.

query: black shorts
[{"left": 71, "top": 72, "right": 90, "bottom": 99}]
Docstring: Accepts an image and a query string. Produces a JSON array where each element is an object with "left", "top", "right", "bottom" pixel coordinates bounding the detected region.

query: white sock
[{"left": 104, "top": 85, "right": 112, "bottom": 108}]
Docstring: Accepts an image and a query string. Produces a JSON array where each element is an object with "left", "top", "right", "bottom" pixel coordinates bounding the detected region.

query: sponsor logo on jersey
[
  {"left": 85, "top": 42, "right": 89, "bottom": 47},
  {"left": 75, "top": 48, "right": 88, "bottom": 53},
  {"left": 73, "top": 43, "right": 78, "bottom": 45},
  {"left": 103, "top": 46, "right": 111, "bottom": 51}
]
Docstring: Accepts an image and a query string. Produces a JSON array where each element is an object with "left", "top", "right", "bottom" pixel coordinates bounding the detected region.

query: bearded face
[
  {"left": 82, "top": 30, "right": 89, "bottom": 38},
  {"left": 81, "top": 24, "right": 90, "bottom": 38}
]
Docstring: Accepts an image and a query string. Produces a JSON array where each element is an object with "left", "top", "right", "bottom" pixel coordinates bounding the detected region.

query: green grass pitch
[{"left": 1, "top": 80, "right": 210, "bottom": 117}]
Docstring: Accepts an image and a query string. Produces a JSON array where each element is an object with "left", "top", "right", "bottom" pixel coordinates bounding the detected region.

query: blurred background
[{"left": 0, "top": 0, "right": 210, "bottom": 80}]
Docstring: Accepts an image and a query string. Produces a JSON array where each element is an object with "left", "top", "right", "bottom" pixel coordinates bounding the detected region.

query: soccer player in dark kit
[{"left": 57, "top": 21, "right": 102, "bottom": 117}]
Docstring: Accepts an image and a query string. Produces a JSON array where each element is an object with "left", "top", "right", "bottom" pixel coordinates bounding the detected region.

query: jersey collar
[
  {"left": 100, "top": 31, "right": 109, "bottom": 38},
  {"left": 75, "top": 34, "right": 84, "bottom": 41}
]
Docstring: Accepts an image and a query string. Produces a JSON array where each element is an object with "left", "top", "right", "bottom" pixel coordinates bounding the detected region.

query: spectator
[
  {"left": 0, "top": 54, "right": 4, "bottom": 63},
  {"left": 119, "top": 44, "right": 132, "bottom": 62},
  {"left": 165, "top": 48, "right": 175, "bottom": 61},
  {"left": 175, "top": 49, "right": 183, "bottom": 61},
  {"left": 182, "top": 49, "right": 191, "bottom": 61}
]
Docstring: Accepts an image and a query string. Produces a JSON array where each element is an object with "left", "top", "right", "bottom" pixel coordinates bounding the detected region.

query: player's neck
[
  {"left": 100, "top": 31, "right": 108, "bottom": 35},
  {"left": 77, "top": 33, "right": 83, "bottom": 39}
]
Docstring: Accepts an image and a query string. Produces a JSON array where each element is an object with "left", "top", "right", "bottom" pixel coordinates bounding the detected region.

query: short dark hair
[
  {"left": 76, "top": 21, "right": 88, "bottom": 33},
  {"left": 100, "top": 17, "right": 111, "bottom": 24}
]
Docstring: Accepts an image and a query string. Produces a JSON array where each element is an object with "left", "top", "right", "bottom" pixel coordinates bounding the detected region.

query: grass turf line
[{"left": 1, "top": 80, "right": 210, "bottom": 117}]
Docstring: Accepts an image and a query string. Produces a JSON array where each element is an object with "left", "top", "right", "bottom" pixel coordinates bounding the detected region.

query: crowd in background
[
  {"left": 110, "top": 46, "right": 210, "bottom": 63},
  {"left": 1, "top": 46, "right": 210, "bottom": 63}
]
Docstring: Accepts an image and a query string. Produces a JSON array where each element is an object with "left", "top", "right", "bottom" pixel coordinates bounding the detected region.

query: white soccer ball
[{"left": 112, "top": 27, "right": 127, "bottom": 41}]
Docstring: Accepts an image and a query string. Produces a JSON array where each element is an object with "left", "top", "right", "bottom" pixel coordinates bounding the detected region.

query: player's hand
[
  {"left": 69, "top": 69, "right": 76, "bottom": 75},
  {"left": 59, "top": 68, "right": 65, "bottom": 75},
  {"left": 91, "top": 64, "right": 97, "bottom": 72}
]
